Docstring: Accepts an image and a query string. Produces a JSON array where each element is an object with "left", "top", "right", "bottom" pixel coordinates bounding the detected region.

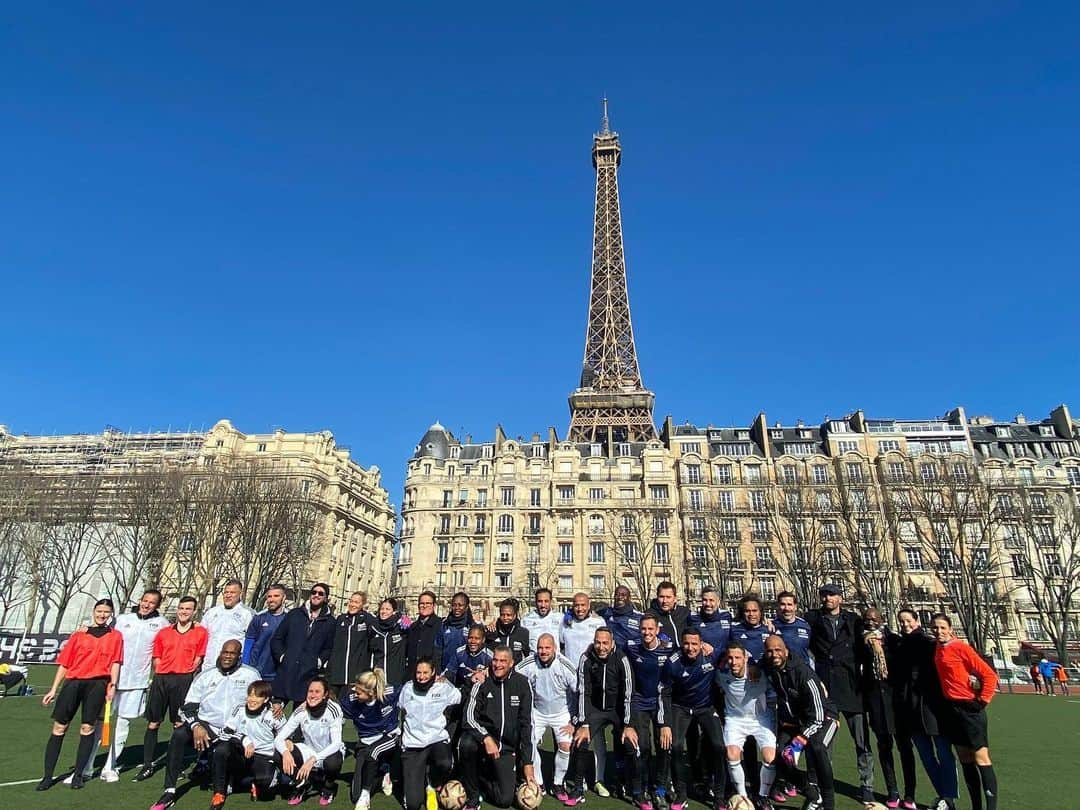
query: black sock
[
  {"left": 977, "top": 764, "right": 998, "bottom": 810},
  {"left": 961, "top": 762, "right": 982, "bottom": 810},
  {"left": 75, "top": 733, "right": 96, "bottom": 777},
  {"left": 143, "top": 727, "right": 158, "bottom": 768},
  {"left": 43, "top": 733, "right": 64, "bottom": 778}
]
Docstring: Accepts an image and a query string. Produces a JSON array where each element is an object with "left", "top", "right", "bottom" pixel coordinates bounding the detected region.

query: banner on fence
[{"left": 0, "top": 632, "right": 70, "bottom": 664}]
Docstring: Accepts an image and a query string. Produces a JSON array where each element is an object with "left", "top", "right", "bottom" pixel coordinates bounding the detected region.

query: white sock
[
  {"left": 555, "top": 748, "right": 570, "bottom": 785},
  {"left": 594, "top": 735, "right": 607, "bottom": 784},
  {"left": 105, "top": 717, "right": 131, "bottom": 772},
  {"left": 727, "top": 759, "right": 746, "bottom": 796},
  {"left": 359, "top": 789, "right": 370, "bottom": 803},
  {"left": 759, "top": 763, "right": 777, "bottom": 798}
]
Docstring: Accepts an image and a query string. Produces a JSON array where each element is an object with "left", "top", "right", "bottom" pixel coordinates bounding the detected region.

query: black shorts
[
  {"left": 944, "top": 701, "right": 989, "bottom": 750},
  {"left": 146, "top": 672, "right": 195, "bottom": 724},
  {"left": 52, "top": 678, "right": 108, "bottom": 726}
]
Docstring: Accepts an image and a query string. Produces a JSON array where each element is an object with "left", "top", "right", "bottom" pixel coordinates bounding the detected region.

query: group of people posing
[{"left": 37, "top": 579, "right": 1002, "bottom": 810}]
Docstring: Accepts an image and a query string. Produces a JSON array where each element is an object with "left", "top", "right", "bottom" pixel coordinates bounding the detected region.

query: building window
[
  {"left": 1067, "top": 467, "right": 1080, "bottom": 486},
  {"left": 654, "top": 543, "right": 670, "bottom": 564},
  {"left": 472, "top": 542, "right": 485, "bottom": 564},
  {"left": 437, "top": 543, "right": 449, "bottom": 563},
  {"left": 787, "top": 443, "right": 814, "bottom": 455},
  {"left": 480, "top": 464, "right": 489, "bottom": 476},
  {"left": 720, "top": 518, "right": 737, "bottom": 539},
  {"left": 557, "top": 516, "right": 574, "bottom": 536},
  {"left": 256, "top": 442, "right": 267, "bottom": 452},
  {"left": 589, "top": 443, "right": 602, "bottom": 457},
  {"left": 457, "top": 513, "right": 469, "bottom": 528},
  {"left": 689, "top": 517, "right": 706, "bottom": 538},
  {"left": 590, "top": 574, "right": 606, "bottom": 592},
  {"left": 691, "top": 544, "right": 707, "bottom": 561},
  {"left": 530, "top": 488, "right": 541, "bottom": 506},
  {"left": 718, "top": 490, "right": 734, "bottom": 510},
  {"left": 846, "top": 462, "right": 863, "bottom": 483},
  {"left": 837, "top": 440, "right": 859, "bottom": 453},
  {"left": 528, "top": 513, "right": 541, "bottom": 534},
  {"left": 682, "top": 442, "right": 701, "bottom": 455},
  {"left": 878, "top": 440, "right": 900, "bottom": 452},
  {"left": 588, "top": 514, "right": 604, "bottom": 535},
  {"left": 816, "top": 492, "right": 832, "bottom": 511},
  {"left": 1024, "top": 617, "right": 1043, "bottom": 640},
  {"left": 616, "top": 442, "right": 632, "bottom": 456},
  {"left": 715, "top": 464, "right": 733, "bottom": 484},
  {"left": 888, "top": 462, "right": 906, "bottom": 482},
  {"left": 495, "top": 572, "right": 511, "bottom": 588},
  {"left": 824, "top": 547, "right": 842, "bottom": 568},
  {"left": 558, "top": 485, "right": 575, "bottom": 502},
  {"left": 905, "top": 547, "right": 924, "bottom": 570},
  {"left": 589, "top": 542, "right": 605, "bottom": 563},
  {"left": 685, "top": 464, "right": 701, "bottom": 484},
  {"left": 439, "top": 515, "right": 451, "bottom": 534},
  {"left": 497, "top": 514, "right": 513, "bottom": 534},
  {"left": 501, "top": 487, "right": 514, "bottom": 506},
  {"left": 589, "top": 487, "right": 604, "bottom": 501},
  {"left": 497, "top": 542, "right": 512, "bottom": 563},
  {"left": 442, "top": 490, "right": 453, "bottom": 508},
  {"left": 621, "top": 514, "right": 637, "bottom": 536},
  {"left": 861, "top": 547, "right": 877, "bottom": 568},
  {"left": 920, "top": 464, "right": 937, "bottom": 483},
  {"left": 782, "top": 465, "right": 798, "bottom": 484},
  {"left": 759, "top": 577, "right": 776, "bottom": 600},
  {"left": 653, "top": 515, "right": 669, "bottom": 536},
  {"left": 559, "top": 543, "right": 573, "bottom": 564},
  {"left": 745, "top": 465, "right": 762, "bottom": 483},
  {"left": 688, "top": 490, "right": 704, "bottom": 510},
  {"left": 558, "top": 574, "right": 574, "bottom": 591},
  {"left": 751, "top": 518, "right": 768, "bottom": 540},
  {"left": 755, "top": 546, "right": 773, "bottom": 567},
  {"left": 475, "top": 514, "right": 487, "bottom": 532},
  {"left": 1019, "top": 467, "right": 1035, "bottom": 484},
  {"left": 650, "top": 485, "right": 669, "bottom": 502},
  {"left": 622, "top": 542, "right": 638, "bottom": 562},
  {"left": 725, "top": 546, "right": 741, "bottom": 566},
  {"left": 812, "top": 465, "right": 828, "bottom": 484},
  {"left": 750, "top": 490, "right": 766, "bottom": 511},
  {"left": 477, "top": 489, "right": 488, "bottom": 507},
  {"left": 1010, "top": 553, "right": 1027, "bottom": 578}
]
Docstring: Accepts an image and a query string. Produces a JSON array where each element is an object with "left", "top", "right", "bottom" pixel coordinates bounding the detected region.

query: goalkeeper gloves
[{"left": 782, "top": 735, "right": 808, "bottom": 768}]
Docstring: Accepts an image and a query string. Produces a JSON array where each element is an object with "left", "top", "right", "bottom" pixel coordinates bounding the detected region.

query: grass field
[{"left": 1, "top": 667, "right": 1077, "bottom": 809}]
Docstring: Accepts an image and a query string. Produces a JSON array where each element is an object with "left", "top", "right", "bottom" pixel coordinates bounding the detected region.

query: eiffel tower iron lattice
[{"left": 567, "top": 101, "right": 657, "bottom": 445}]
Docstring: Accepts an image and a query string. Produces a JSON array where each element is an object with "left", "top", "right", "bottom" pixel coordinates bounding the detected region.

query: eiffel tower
[{"left": 567, "top": 101, "right": 657, "bottom": 445}]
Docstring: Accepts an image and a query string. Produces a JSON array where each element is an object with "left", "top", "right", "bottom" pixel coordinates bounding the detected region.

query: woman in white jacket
[
  {"left": 399, "top": 656, "right": 462, "bottom": 810},
  {"left": 275, "top": 676, "right": 345, "bottom": 806}
]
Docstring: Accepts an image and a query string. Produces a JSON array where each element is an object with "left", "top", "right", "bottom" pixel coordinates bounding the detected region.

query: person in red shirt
[
  {"left": 930, "top": 614, "right": 999, "bottom": 810},
  {"left": 135, "top": 595, "right": 209, "bottom": 782},
  {"left": 38, "top": 598, "right": 124, "bottom": 791}
]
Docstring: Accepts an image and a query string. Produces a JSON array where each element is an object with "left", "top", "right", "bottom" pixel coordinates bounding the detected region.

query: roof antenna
[{"left": 600, "top": 96, "right": 610, "bottom": 135}]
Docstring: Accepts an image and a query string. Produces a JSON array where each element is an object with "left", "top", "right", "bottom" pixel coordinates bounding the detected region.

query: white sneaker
[
  {"left": 63, "top": 772, "right": 93, "bottom": 784},
  {"left": 382, "top": 772, "right": 393, "bottom": 796},
  {"left": 354, "top": 799, "right": 370, "bottom": 810},
  {"left": 100, "top": 769, "right": 120, "bottom": 783},
  {"left": 594, "top": 783, "right": 611, "bottom": 798}
]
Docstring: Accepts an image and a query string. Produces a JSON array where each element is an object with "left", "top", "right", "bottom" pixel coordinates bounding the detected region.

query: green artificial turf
[{"left": 0, "top": 666, "right": 1076, "bottom": 809}]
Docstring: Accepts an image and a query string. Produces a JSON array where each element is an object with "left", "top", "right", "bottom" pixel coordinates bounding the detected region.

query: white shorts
[
  {"left": 723, "top": 715, "right": 776, "bottom": 751},
  {"left": 532, "top": 710, "right": 573, "bottom": 745},
  {"left": 113, "top": 688, "right": 148, "bottom": 720}
]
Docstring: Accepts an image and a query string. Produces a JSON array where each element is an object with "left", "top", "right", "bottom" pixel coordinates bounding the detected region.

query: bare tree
[
  {"left": 607, "top": 507, "right": 672, "bottom": 607},
  {"left": 689, "top": 499, "right": 745, "bottom": 605},
  {"left": 0, "top": 465, "right": 36, "bottom": 626},
  {"left": 1009, "top": 488, "right": 1080, "bottom": 666},
  {"left": 763, "top": 479, "right": 835, "bottom": 610}
]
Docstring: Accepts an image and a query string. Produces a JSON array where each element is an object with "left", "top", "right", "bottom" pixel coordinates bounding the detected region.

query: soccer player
[
  {"left": 369, "top": 597, "right": 409, "bottom": 687},
  {"left": 460, "top": 645, "right": 537, "bottom": 810},
  {"left": 650, "top": 582, "right": 690, "bottom": 648},
  {"left": 658, "top": 626, "right": 726, "bottom": 810},
  {"left": 328, "top": 590, "right": 371, "bottom": 699},
  {"left": 762, "top": 635, "right": 838, "bottom": 810},
  {"left": 804, "top": 584, "right": 873, "bottom": 803},
  {"left": 271, "top": 583, "right": 336, "bottom": 705},
  {"left": 560, "top": 593, "right": 609, "bottom": 794},
  {"left": 211, "top": 679, "right": 285, "bottom": 806},
  {"left": 1055, "top": 661, "right": 1070, "bottom": 696},
  {"left": 201, "top": 579, "right": 256, "bottom": 672},
  {"left": 37, "top": 598, "right": 123, "bottom": 791},
  {"left": 687, "top": 587, "right": 732, "bottom": 656},
  {"left": 730, "top": 595, "right": 773, "bottom": 663},
  {"left": 521, "top": 587, "right": 564, "bottom": 652},
  {"left": 600, "top": 585, "right": 644, "bottom": 652},
  {"left": 136, "top": 595, "right": 209, "bottom": 781},
  {"left": 772, "top": 592, "right": 812, "bottom": 665},
  {"left": 715, "top": 641, "right": 777, "bottom": 810},
  {"left": 442, "top": 591, "right": 474, "bottom": 653},
  {"left": 486, "top": 598, "right": 531, "bottom": 662},
  {"left": 340, "top": 668, "right": 400, "bottom": 810},
  {"left": 624, "top": 614, "right": 675, "bottom": 810},
  {"left": 149, "top": 639, "right": 261, "bottom": 810},
  {"left": 517, "top": 632, "right": 578, "bottom": 796},
  {"left": 406, "top": 590, "right": 445, "bottom": 677},
  {"left": 243, "top": 584, "right": 288, "bottom": 683},
  {"left": 443, "top": 624, "right": 494, "bottom": 688},
  {"left": 274, "top": 675, "right": 346, "bottom": 806},
  {"left": 930, "top": 614, "right": 999, "bottom": 810},
  {"left": 893, "top": 609, "right": 956, "bottom": 810},
  {"left": 399, "top": 656, "right": 463, "bottom": 810}
]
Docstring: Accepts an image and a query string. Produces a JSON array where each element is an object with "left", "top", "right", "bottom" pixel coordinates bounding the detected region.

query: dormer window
[
  {"left": 994, "top": 426, "right": 1011, "bottom": 438},
  {"left": 1039, "top": 425, "right": 1055, "bottom": 437},
  {"left": 450, "top": 446, "right": 461, "bottom": 459},
  {"left": 770, "top": 430, "right": 783, "bottom": 440}
]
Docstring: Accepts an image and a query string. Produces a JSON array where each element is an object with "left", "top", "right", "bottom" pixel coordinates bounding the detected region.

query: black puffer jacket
[
  {"left": 649, "top": 599, "right": 691, "bottom": 647},
  {"left": 766, "top": 653, "right": 838, "bottom": 740},
  {"left": 327, "top": 610, "right": 371, "bottom": 687},
  {"left": 577, "top": 645, "right": 634, "bottom": 726},
  {"left": 405, "top": 613, "right": 445, "bottom": 677},
  {"left": 890, "top": 628, "right": 944, "bottom": 736},
  {"left": 368, "top": 613, "right": 408, "bottom": 686}
]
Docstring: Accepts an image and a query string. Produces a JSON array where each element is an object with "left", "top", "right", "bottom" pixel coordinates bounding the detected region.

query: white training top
[
  {"left": 114, "top": 612, "right": 171, "bottom": 690},
  {"left": 521, "top": 610, "right": 565, "bottom": 652},
  {"left": 274, "top": 701, "right": 345, "bottom": 767},
  {"left": 221, "top": 704, "right": 287, "bottom": 756},
  {"left": 398, "top": 680, "right": 462, "bottom": 749},
  {"left": 560, "top": 615, "right": 606, "bottom": 667},
  {"left": 714, "top": 669, "right": 774, "bottom": 724},
  {"left": 201, "top": 602, "right": 256, "bottom": 670},
  {"left": 516, "top": 653, "right": 578, "bottom": 716},
  {"left": 180, "top": 664, "right": 262, "bottom": 734}
]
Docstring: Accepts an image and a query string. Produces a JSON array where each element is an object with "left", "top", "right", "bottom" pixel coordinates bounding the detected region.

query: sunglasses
[{"left": 312, "top": 590, "right": 327, "bottom": 597}]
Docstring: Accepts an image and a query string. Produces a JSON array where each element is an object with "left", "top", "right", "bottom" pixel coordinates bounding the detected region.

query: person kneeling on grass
[
  {"left": 38, "top": 598, "right": 124, "bottom": 791},
  {"left": 150, "top": 640, "right": 261, "bottom": 810},
  {"left": 399, "top": 656, "right": 463, "bottom": 810},
  {"left": 929, "top": 614, "right": 999, "bottom": 810},
  {"left": 340, "top": 668, "right": 400, "bottom": 810},
  {"left": 209, "top": 679, "right": 286, "bottom": 807},
  {"left": 275, "top": 676, "right": 345, "bottom": 806}
]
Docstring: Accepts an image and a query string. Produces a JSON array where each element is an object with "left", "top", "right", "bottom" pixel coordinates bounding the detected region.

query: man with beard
[
  {"left": 270, "top": 583, "right": 336, "bottom": 705},
  {"left": 650, "top": 582, "right": 690, "bottom": 649},
  {"left": 772, "top": 592, "right": 812, "bottom": 665},
  {"left": 562, "top": 628, "right": 637, "bottom": 807},
  {"left": 730, "top": 595, "right": 774, "bottom": 664},
  {"left": 517, "top": 633, "right": 577, "bottom": 796},
  {"left": 442, "top": 592, "right": 474, "bottom": 653},
  {"left": 406, "top": 590, "right": 445, "bottom": 677},
  {"left": 242, "top": 584, "right": 288, "bottom": 683},
  {"left": 600, "top": 586, "right": 644, "bottom": 652},
  {"left": 624, "top": 614, "right": 675, "bottom": 810},
  {"left": 522, "top": 588, "right": 564, "bottom": 652},
  {"left": 762, "top": 635, "right": 838, "bottom": 810},
  {"left": 328, "top": 590, "right": 372, "bottom": 700},
  {"left": 460, "top": 646, "right": 538, "bottom": 810},
  {"left": 486, "top": 598, "right": 531, "bottom": 663},
  {"left": 148, "top": 640, "right": 261, "bottom": 810},
  {"left": 687, "top": 587, "right": 733, "bottom": 657}
]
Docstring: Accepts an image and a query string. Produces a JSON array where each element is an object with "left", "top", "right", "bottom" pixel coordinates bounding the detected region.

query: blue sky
[{"left": 3, "top": 3, "right": 1078, "bottom": 505}]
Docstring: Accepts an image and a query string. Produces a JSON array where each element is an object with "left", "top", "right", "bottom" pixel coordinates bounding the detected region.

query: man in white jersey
[
  {"left": 517, "top": 633, "right": 578, "bottom": 794},
  {"left": 559, "top": 593, "right": 610, "bottom": 796},
  {"left": 201, "top": 579, "right": 255, "bottom": 672},
  {"left": 521, "top": 588, "right": 565, "bottom": 651},
  {"left": 714, "top": 640, "right": 777, "bottom": 810},
  {"left": 66, "top": 588, "right": 170, "bottom": 783}
]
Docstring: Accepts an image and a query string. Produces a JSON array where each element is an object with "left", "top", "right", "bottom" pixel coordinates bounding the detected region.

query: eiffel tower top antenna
[{"left": 600, "top": 97, "right": 610, "bottom": 135}]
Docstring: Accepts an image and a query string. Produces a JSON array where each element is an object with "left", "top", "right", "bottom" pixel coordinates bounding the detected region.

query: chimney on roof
[
  {"left": 1015, "top": 413, "right": 1026, "bottom": 425},
  {"left": 464, "top": 434, "right": 472, "bottom": 444},
  {"left": 532, "top": 433, "right": 540, "bottom": 442}
]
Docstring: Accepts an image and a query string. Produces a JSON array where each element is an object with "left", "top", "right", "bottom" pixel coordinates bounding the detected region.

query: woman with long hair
[
  {"left": 340, "top": 668, "right": 400, "bottom": 810},
  {"left": 369, "top": 598, "right": 409, "bottom": 687},
  {"left": 399, "top": 656, "right": 462, "bottom": 810},
  {"left": 274, "top": 676, "right": 345, "bottom": 806}
]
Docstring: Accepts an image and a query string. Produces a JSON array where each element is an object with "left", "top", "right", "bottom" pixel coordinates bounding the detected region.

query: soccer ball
[
  {"left": 864, "top": 804, "right": 890, "bottom": 810},
  {"left": 727, "top": 796, "right": 755, "bottom": 810},
  {"left": 437, "top": 780, "right": 467, "bottom": 810},
  {"left": 516, "top": 781, "right": 544, "bottom": 810}
]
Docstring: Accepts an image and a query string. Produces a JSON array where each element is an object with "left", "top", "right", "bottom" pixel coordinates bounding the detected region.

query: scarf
[
  {"left": 373, "top": 612, "right": 402, "bottom": 634},
  {"left": 412, "top": 676, "right": 436, "bottom": 695},
  {"left": 444, "top": 609, "right": 473, "bottom": 630}
]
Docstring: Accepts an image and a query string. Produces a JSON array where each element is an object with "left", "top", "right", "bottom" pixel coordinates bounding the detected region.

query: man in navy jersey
[
  {"left": 772, "top": 592, "right": 811, "bottom": 664},
  {"left": 687, "top": 587, "right": 732, "bottom": 656},
  {"left": 600, "top": 586, "right": 644, "bottom": 652},
  {"left": 625, "top": 614, "right": 675, "bottom": 810},
  {"left": 730, "top": 595, "right": 773, "bottom": 663}
]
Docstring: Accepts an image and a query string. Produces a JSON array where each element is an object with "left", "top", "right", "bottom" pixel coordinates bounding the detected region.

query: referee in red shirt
[
  {"left": 135, "top": 595, "right": 209, "bottom": 781},
  {"left": 38, "top": 598, "right": 124, "bottom": 791}
]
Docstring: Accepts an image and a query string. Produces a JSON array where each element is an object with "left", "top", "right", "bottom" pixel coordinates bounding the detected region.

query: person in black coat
[
  {"left": 269, "top": 583, "right": 336, "bottom": 704},
  {"left": 860, "top": 607, "right": 901, "bottom": 805},
  {"left": 369, "top": 597, "right": 409, "bottom": 687},
  {"left": 405, "top": 590, "right": 445, "bottom": 678},
  {"left": 892, "top": 608, "right": 958, "bottom": 810},
  {"left": 649, "top": 580, "right": 691, "bottom": 647},
  {"left": 327, "top": 590, "right": 371, "bottom": 698},
  {"left": 803, "top": 583, "right": 874, "bottom": 803},
  {"left": 485, "top": 599, "right": 531, "bottom": 663}
]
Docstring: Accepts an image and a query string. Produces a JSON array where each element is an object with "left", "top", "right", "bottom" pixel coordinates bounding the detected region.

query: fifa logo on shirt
[{"left": 510, "top": 695, "right": 520, "bottom": 706}]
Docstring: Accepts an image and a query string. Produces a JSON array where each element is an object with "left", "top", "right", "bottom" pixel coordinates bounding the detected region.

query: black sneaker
[
  {"left": 36, "top": 776, "right": 54, "bottom": 791},
  {"left": 859, "top": 787, "right": 874, "bottom": 804},
  {"left": 70, "top": 773, "right": 86, "bottom": 790},
  {"left": 134, "top": 766, "right": 157, "bottom": 782},
  {"left": 653, "top": 793, "right": 670, "bottom": 810},
  {"left": 754, "top": 798, "right": 775, "bottom": 810}
]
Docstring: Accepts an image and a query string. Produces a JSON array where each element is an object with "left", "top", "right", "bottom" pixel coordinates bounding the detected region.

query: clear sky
[{"left": 3, "top": 3, "right": 1078, "bottom": 506}]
